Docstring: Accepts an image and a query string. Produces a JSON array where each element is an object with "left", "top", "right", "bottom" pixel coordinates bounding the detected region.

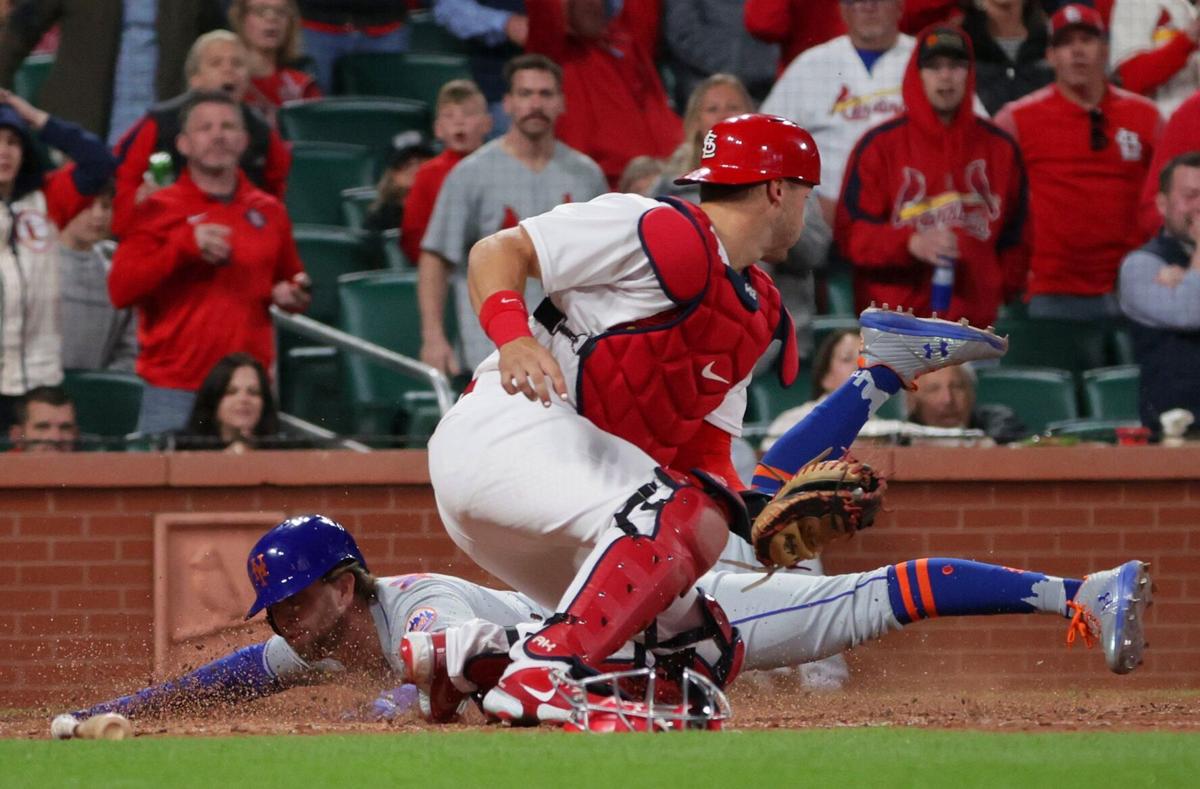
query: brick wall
[{"left": 2, "top": 446, "right": 1197, "bottom": 707}]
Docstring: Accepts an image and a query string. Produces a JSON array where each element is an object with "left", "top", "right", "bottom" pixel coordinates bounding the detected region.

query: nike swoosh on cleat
[
  {"left": 520, "top": 684, "right": 559, "bottom": 703},
  {"left": 700, "top": 361, "right": 730, "bottom": 384}
]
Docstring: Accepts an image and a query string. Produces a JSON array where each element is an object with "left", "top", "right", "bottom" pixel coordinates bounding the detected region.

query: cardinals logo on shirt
[
  {"left": 1115, "top": 128, "right": 1144, "bottom": 162},
  {"left": 829, "top": 85, "right": 904, "bottom": 122},
  {"left": 14, "top": 210, "right": 51, "bottom": 253},
  {"left": 891, "top": 160, "right": 1001, "bottom": 240}
]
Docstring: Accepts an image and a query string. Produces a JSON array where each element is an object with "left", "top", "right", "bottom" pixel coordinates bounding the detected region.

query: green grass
[{"left": 2, "top": 729, "right": 1196, "bottom": 788}]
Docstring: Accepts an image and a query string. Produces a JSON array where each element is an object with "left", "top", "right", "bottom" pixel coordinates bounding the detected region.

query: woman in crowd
[
  {"left": 229, "top": 0, "right": 320, "bottom": 124},
  {"left": 761, "top": 329, "right": 864, "bottom": 453},
  {"left": 651, "top": 73, "right": 755, "bottom": 202},
  {"left": 174, "top": 353, "right": 284, "bottom": 451},
  {"left": 0, "top": 89, "right": 115, "bottom": 431}
]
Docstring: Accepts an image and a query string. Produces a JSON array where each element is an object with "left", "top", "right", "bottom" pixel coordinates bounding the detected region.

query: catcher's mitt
[{"left": 750, "top": 454, "right": 885, "bottom": 567}]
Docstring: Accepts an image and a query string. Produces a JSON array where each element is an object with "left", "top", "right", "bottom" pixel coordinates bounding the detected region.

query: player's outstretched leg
[
  {"left": 481, "top": 469, "right": 734, "bottom": 726},
  {"left": 753, "top": 306, "right": 1008, "bottom": 493},
  {"left": 886, "top": 558, "right": 1152, "bottom": 673}
]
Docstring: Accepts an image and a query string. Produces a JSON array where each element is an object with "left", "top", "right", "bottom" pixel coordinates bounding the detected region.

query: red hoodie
[{"left": 836, "top": 26, "right": 1031, "bottom": 327}]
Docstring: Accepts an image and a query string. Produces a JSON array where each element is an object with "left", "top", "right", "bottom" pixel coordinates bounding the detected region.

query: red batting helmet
[{"left": 675, "top": 113, "right": 821, "bottom": 187}]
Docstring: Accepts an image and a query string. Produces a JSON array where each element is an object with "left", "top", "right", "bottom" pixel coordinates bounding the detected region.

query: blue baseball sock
[
  {"left": 753, "top": 366, "right": 902, "bottom": 494},
  {"left": 885, "top": 558, "right": 1084, "bottom": 625}
]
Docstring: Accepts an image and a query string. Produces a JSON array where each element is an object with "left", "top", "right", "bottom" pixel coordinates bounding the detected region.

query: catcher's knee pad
[
  {"left": 652, "top": 592, "right": 745, "bottom": 695},
  {"left": 523, "top": 472, "right": 731, "bottom": 668}
]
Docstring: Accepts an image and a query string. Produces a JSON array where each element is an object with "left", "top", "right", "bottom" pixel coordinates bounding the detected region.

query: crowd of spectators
[{"left": 0, "top": 0, "right": 1196, "bottom": 450}]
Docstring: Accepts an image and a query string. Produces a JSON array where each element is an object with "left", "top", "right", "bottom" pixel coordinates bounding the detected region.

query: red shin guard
[{"left": 524, "top": 474, "right": 730, "bottom": 668}]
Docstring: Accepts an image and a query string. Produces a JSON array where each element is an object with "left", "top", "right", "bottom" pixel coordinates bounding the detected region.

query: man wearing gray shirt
[
  {"left": 57, "top": 193, "right": 137, "bottom": 372},
  {"left": 418, "top": 54, "right": 607, "bottom": 375},
  {"left": 1118, "top": 150, "right": 1200, "bottom": 435}
]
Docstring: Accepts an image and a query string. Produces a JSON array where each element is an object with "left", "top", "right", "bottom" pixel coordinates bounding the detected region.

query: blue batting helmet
[{"left": 244, "top": 514, "right": 369, "bottom": 619}]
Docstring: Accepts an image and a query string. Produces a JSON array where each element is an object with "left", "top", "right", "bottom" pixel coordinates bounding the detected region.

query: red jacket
[
  {"left": 1138, "top": 89, "right": 1200, "bottom": 237},
  {"left": 400, "top": 148, "right": 467, "bottom": 264},
  {"left": 836, "top": 27, "right": 1031, "bottom": 327},
  {"left": 995, "top": 84, "right": 1161, "bottom": 298},
  {"left": 525, "top": 0, "right": 681, "bottom": 187},
  {"left": 108, "top": 172, "right": 304, "bottom": 391}
]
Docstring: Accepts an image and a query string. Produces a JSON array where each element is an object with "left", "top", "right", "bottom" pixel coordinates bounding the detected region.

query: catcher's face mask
[{"left": 559, "top": 668, "right": 732, "bottom": 733}]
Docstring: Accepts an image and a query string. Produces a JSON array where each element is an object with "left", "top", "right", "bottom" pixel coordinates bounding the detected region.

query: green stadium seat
[
  {"left": 1081, "top": 365, "right": 1140, "bottom": 421},
  {"left": 337, "top": 270, "right": 457, "bottom": 442},
  {"left": 380, "top": 228, "right": 412, "bottom": 269},
  {"left": 277, "top": 346, "right": 352, "bottom": 434},
  {"left": 14, "top": 54, "right": 53, "bottom": 102},
  {"left": 278, "top": 97, "right": 431, "bottom": 173},
  {"left": 340, "top": 186, "right": 378, "bottom": 230},
  {"left": 811, "top": 315, "right": 861, "bottom": 358},
  {"left": 285, "top": 142, "right": 376, "bottom": 225},
  {"left": 292, "top": 225, "right": 382, "bottom": 325},
  {"left": 335, "top": 53, "right": 471, "bottom": 109},
  {"left": 822, "top": 267, "right": 855, "bottom": 316},
  {"left": 975, "top": 366, "right": 1078, "bottom": 433},
  {"left": 61, "top": 369, "right": 143, "bottom": 438},
  {"left": 993, "top": 318, "right": 1111, "bottom": 376},
  {"left": 408, "top": 10, "right": 472, "bottom": 55}
]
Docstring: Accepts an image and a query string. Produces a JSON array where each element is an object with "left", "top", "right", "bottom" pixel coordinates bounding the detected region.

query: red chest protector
[{"left": 570, "top": 197, "right": 798, "bottom": 467}]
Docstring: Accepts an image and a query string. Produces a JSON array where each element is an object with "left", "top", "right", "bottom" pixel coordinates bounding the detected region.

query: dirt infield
[{"left": 5, "top": 675, "right": 1199, "bottom": 739}]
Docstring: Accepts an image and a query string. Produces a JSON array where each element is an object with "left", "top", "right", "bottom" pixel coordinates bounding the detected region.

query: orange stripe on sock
[
  {"left": 753, "top": 462, "right": 791, "bottom": 482},
  {"left": 894, "top": 562, "right": 920, "bottom": 621},
  {"left": 915, "top": 558, "right": 939, "bottom": 618}
]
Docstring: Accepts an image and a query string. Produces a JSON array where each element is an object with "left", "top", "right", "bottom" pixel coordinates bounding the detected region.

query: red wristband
[{"left": 479, "top": 290, "right": 533, "bottom": 348}]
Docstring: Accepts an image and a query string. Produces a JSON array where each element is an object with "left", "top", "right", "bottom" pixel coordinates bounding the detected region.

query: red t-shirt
[
  {"left": 400, "top": 148, "right": 468, "bottom": 264},
  {"left": 994, "top": 85, "right": 1162, "bottom": 298},
  {"left": 108, "top": 172, "right": 305, "bottom": 390}
]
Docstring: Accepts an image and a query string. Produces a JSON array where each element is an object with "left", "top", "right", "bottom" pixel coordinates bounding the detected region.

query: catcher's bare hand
[
  {"left": 750, "top": 456, "right": 885, "bottom": 567},
  {"left": 497, "top": 336, "right": 568, "bottom": 406}
]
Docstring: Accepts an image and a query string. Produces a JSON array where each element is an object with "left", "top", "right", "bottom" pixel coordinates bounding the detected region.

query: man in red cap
[
  {"left": 994, "top": 3, "right": 1162, "bottom": 321},
  {"left": 837, "top": 25, "right": 1031, "bottom": 327},
  {"left": 426, "top": 113, "right": 1009, "bottom": 726}
]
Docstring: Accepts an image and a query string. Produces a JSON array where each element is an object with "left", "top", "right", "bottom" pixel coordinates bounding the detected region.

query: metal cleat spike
[
  {"left": 895, "top": 304, "right": 903, "bottom": 312},
  {"left": 907, "top": 307, "right": 914, "bottom": 315},
  {"left": 930, "top": 311, "right": 938, "bottom": 319},
  {"left": 985, "top": 325, "right": 995, "bottom": 333},
  {"left": 881, "top": 302, "right": 889, "bottom": 310},
  {"left": 959, "top": 317, "right": 969, "bottom": 325},
  {"left": 869, "top": 300, "right": 877, "bottom": 308}
]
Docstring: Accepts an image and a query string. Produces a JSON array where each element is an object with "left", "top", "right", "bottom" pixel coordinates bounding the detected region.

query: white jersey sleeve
[{"left": 520, "top": 192, "right": 660, "bottom": 294}]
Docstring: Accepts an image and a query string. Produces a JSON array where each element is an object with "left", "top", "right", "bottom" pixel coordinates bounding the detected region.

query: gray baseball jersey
[{"left": 421, "top": 138, "right": 608, "bottom": 369}]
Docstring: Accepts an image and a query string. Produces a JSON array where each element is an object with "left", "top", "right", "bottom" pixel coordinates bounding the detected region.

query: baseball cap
[
  {"left": 917, "top": 27, "right": 970, "bottom": 68},
  {"left": 1049, "top": 3, "right": 1105, "bottom": 44}
]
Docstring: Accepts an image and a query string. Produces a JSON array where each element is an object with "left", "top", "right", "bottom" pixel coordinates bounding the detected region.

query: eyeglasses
[{"left": 1088, "top": 107, "right": 1107, "bottom": 152}]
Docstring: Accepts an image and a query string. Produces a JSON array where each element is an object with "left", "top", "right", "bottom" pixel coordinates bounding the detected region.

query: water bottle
[
  {"left": 147, "top": 151, "right": 175, "bottom": 187},
  {"left": 931, "top": 256, "right": 955, "bottom": 313}
]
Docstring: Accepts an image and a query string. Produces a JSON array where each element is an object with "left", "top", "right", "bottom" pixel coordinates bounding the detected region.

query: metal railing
[{"left": 270, "top": 306, "right": 457, "bottom": 417}]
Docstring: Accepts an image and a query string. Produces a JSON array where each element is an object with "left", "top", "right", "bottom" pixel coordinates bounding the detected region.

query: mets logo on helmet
[{"left": 251, "top": 553, "right": 270, "bottom": 587}]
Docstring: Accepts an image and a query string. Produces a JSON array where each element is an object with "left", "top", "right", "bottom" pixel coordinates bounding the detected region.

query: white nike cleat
[
  {"left": 1066, "top": 560, "right": 1153, "bottom": 675},
  {"left": 858, "top": 304, "right": 1008, "bottom": 389}
]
